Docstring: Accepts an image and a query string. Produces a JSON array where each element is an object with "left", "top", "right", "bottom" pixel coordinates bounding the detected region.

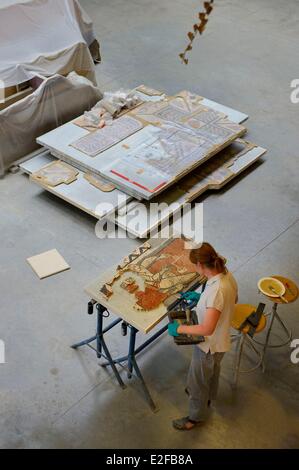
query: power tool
[{"left": 168, "top": 298, "right": 204, "bottom": 345}]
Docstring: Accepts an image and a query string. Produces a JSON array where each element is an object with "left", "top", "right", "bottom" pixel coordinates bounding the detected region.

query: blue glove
[
  {"left": 168, "top": 320, "right": 180, "bottom": 337},
  {"left": 181, "top": 291, "right": 201, "bottom": 303}
]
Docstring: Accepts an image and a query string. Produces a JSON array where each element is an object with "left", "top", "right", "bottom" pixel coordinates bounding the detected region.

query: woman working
[{"left": 168, "top": 242, "right": 238, "bottom": 431}]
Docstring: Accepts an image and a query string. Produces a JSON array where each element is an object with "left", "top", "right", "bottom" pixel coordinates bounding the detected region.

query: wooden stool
[
  {"left": 231, "top": 304, "right": 267, "bottom": 388},
  {"left": 256, "top": 276, "right": 298, "bottom": 364}
]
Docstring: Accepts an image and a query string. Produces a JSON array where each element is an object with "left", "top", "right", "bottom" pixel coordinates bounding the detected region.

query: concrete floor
[{"left": 1, "top": 0, "right": 299, "bottom": 449}]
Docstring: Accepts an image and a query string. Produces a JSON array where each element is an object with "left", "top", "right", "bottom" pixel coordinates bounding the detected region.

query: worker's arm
[{"left": 177, "top": 308, "right": 221, "bottom": 336}]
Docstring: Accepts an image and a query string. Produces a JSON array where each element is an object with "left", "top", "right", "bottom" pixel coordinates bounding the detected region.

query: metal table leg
[
  {"left": 71, "top": 303, "right": 126, "bottom": 389},
  {"left": 128, "top": 326, "right": 158, "bottom": 411},
  {"left": 130, "top": 352, "right": 157, "bottom": 412},
  {"left": 100, "top": 324, "right": 168, "bottom": 367},
  {"left": 100, "top": 337, "right": 126, "bottom": 389},
  {"left": 72, "top": 302, "right": 166, "bottom": 411},
  {"left": 96, "top": 304, "right": 102, "bottom": 358},
  {"left": 127, "top": 326, "right": 136, "bottom": 380},
  {"left": 101, "top": 324, "right": 167, "bottom": 412}
]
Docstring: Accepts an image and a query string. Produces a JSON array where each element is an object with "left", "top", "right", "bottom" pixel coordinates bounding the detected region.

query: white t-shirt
[{"left": 196, "top": 272, "right": 238, "bottom": 354}]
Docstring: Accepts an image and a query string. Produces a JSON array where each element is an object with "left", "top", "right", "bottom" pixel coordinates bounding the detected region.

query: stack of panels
[
  {"left": 36, "top": 90, "right": 248, "bottom": 201},
  {"left": 21, "top": 87, "right": 266, "bottom": 238}
]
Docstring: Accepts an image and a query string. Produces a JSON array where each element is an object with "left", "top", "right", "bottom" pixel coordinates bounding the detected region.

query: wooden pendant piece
[
  {"left": 32, "top": 161, "right": 79, "bottom": 187},
  {"left": 84, "top": 173, "right": 116, "bottom": 192},
  {"left": 136, "top": 85, "right": 164, "bottom": 96}
]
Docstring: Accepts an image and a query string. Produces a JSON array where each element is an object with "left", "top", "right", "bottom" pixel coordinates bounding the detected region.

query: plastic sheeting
[
  {"left": 0, "top": 0, "right": 97, "bottom": 87},
  {"left": 0, "top": 73, "right": 103, "bottom": 175}
]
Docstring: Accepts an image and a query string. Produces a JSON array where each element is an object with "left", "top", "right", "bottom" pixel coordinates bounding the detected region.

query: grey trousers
[{"left": 187, "top": 346, "right": 225, "bottom": 422}]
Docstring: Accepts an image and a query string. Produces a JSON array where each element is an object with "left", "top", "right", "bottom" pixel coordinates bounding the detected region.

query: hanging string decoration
[{"left": 179, "top": 1, "right": 215, "bottom": 65}]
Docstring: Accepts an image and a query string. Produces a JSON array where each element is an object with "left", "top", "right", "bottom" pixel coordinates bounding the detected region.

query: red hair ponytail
[{"left": 190, "top": 242, "right": 227, "bottom": 274}]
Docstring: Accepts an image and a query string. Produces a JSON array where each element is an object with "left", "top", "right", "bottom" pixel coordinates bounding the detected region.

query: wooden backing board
[
  {"left": 110, "top": 140, "right": 267, "bottom": 238},
  {"left": 35, "top": 89, "right": 166, "bottom": 177},
  {"left": 200, "top": 97, "right": 248, "bottom": 124},
  {"left": 36, "top": 90, "right": 247, "bottom": 201},
  {"left": 19, "top": 150, "right": 54, "bottom": 173},
  {"left": 37, "top": 123, "right": 158, "bottom": 188},
  {"left": 70, "top": 116, "right": 144, "bottom": 157},
  {"left": 21, "top": 139, "right": 265, "bottom": 235},
  {"left": 94, "top": 95, "right": 247, "bottom": 200},
  {"left": 83, "top": 173, "right": 116, "bottom": 192},
  {"left": 27, "top": 249, "right": 70, "bottom": 279},
  {"left": 85, "top": 237, "right": 205, "bottom": 334},
  {"left": 31, "top": 160, "right": 79, "bottom": 187},
  {"left": 135, "top": 85, "right": 165, "bottom": 97},
  {"left": 21, "top": 152, "right": 131, "bottom": 220}
]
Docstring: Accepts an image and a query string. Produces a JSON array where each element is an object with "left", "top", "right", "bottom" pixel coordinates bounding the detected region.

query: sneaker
[{"left": 172, "top": 416, "right": 201, "bottom": 431}]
